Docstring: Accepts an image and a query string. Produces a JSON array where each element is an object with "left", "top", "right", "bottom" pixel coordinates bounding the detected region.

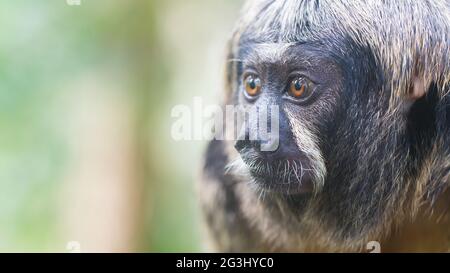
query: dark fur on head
[{"left": 199, "top": 0, "right": 450, "bottom": 252}]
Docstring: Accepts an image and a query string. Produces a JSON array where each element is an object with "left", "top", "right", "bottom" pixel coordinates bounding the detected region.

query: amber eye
[
  {"left": 244, "top": 75, "right": 262, "bottom": 97},
  {"left": 289, "top": 77, "right": 310, "bottom": 99}
]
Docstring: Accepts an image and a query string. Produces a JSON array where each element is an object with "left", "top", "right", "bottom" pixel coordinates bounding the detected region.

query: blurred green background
[{"left": 0, "top": 0, "right": 241, "bottom": 252}]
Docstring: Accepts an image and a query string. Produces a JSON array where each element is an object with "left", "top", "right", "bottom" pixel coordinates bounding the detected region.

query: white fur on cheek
[{"left": 284, "top": 109, "right": 327, "bottom": 192}]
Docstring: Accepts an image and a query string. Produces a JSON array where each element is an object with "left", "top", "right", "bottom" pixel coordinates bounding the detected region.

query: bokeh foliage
[{"left": 0, "top": 0, "right": 240, "bottom": 252}]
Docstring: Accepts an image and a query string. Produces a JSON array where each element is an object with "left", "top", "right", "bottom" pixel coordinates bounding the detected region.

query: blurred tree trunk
[
  {"left": 63, "top": 77, "right": 143, "bottom": 252},
  {"left": 62, "top": 1, "right": 165, "bottom": 252}
]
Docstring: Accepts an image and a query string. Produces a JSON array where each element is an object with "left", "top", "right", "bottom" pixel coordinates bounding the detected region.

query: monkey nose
[
  {"left": 234, "top": 136, "right": 280, "bottom": 154},
  {"left": 234, "top": 139, "right": 249, "bottom": 152}
]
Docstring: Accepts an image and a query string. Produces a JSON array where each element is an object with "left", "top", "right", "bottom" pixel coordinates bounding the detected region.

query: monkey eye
[
  {"left": 243, "top": 75, "right": 262, "bottom": 98},
  {"left": 288, "top": 77, "right": 311, "bottom": 99}
]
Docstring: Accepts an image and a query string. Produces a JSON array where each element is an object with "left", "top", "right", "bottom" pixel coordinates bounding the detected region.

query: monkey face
[
  {"left": 225, "top": 24, "right": 423, "bottom": 243},
  {"left": 231, "top": 43, "right": 343, "bottom": 195},
  {"left": 225, "top": 35, "right": 419, "bottom": 245}
]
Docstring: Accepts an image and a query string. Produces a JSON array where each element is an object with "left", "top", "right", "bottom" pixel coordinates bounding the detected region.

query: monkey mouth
[
  {"left": 249, "top": 169, "right": 314, "bottom": 195},
  {"left": 243, "top": 158, "right": 315, "bottom": 195},
  {"left": 226, "top": 150, "right": 318, "bottom": 195}
]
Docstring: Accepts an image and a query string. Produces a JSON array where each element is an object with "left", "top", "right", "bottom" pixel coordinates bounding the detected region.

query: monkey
[{"left": 198, "top": 0, "right": 450, "bottom": 252}]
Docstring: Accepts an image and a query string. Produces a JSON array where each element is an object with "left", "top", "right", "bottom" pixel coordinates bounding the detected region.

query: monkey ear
[{"left": 407, "top": 75, "right": 430, "bottom": 101}]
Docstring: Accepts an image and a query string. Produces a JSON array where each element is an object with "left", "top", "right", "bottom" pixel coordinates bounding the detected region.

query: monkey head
[{"left": 218, "top": 0, "right": 450, "bottom": 251}]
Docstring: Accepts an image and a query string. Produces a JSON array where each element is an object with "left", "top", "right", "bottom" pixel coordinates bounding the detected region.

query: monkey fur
[{"left": 198, "top": 0, "right": 450, "bottom": 252}]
